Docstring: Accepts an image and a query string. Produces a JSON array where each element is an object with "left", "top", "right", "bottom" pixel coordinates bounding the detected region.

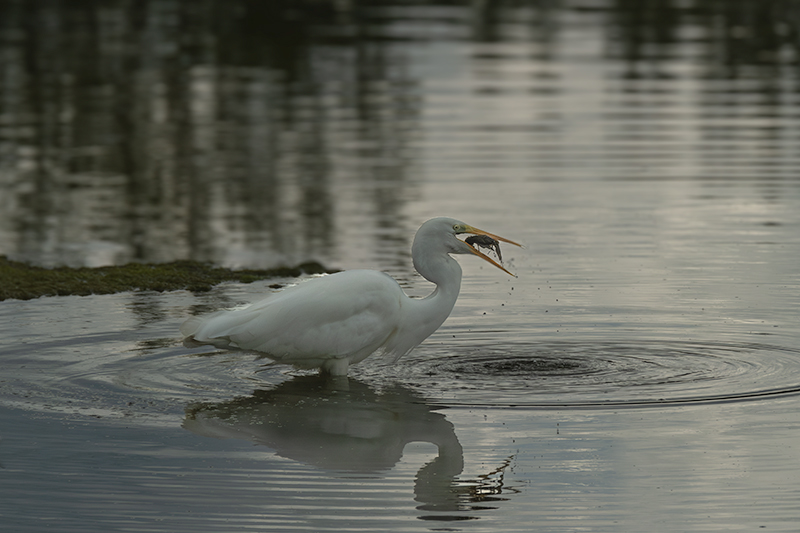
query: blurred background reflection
[{"left": 0, "top": 0, "right": 798, "bottom": 269}]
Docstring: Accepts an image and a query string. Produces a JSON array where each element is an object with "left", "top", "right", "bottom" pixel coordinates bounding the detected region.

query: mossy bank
[{"left": 0, "top": 256, "right": 335, "bottom": 301}]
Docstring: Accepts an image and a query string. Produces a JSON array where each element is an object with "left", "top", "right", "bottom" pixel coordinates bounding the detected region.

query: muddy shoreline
[{"left": 0, "top": 256, "right": 334, "bottom": 301}]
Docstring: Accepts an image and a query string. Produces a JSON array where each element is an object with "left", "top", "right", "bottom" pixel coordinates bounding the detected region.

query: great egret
[{"left": 181, "top": 217, "right": 521, "bottom": 376}]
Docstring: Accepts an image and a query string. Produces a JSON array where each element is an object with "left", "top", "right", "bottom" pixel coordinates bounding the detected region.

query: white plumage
[{"left": 181, "top": 217, "right": 520, "bottom": 376}]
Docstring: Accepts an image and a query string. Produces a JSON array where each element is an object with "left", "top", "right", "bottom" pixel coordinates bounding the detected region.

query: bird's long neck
[
  {"left": 410, "top": 245, "right": 463, "bottom": 327},
  {"left": 380, "top": 236, "right": 464, "bottom": 362}
]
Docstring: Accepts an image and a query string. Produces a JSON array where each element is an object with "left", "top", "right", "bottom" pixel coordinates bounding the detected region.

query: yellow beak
[{"left": 461, "top": 225, "right": 523, "bottom": 277}]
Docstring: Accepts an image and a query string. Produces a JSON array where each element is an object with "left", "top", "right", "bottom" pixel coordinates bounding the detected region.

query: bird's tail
[
  {"left": 180, "top": 314, "right": 237, "bottom": 350},
  {"left": 180, "top": 315, "right": 206, "bottom": 338},
  {"left": 181, "top": 315, "right": 211, "bottom": 347}
]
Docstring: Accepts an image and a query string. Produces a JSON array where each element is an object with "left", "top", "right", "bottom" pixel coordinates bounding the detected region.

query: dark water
[{"left": 2, "top": 1, "right": 800, "bottom": 531}]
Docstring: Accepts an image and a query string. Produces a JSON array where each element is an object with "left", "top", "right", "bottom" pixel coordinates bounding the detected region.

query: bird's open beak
[{"left": 461, "top": 225, "right": 523, "bottom": 277}]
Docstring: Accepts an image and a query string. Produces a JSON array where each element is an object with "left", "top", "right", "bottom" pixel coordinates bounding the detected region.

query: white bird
[{"left": 181, "top": 217, "right": 521, "bottom": 376}]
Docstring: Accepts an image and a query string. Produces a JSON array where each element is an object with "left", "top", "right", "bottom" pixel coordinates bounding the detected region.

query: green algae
[{"left": 0, "top": 256, "right": 335, "bottom": 301}]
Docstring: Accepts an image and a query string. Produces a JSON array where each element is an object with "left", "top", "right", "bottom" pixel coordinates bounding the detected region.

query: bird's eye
[{"left": 453, "top": 224, "right": 460, "bottom": 231}]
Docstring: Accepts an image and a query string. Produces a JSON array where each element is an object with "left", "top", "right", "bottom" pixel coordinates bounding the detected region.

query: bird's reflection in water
[{"left": 182, "top": 375, "right": 517, "bottom": 521}]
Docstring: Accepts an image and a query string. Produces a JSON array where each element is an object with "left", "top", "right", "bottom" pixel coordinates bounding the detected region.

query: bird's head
[{"left": 415, "top": 217, "right": 522, "bottom": 277}]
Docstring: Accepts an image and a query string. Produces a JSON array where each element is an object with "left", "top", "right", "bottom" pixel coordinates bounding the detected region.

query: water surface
[{"left": 1, "top": 1, "right": 800, "bottom": 531}]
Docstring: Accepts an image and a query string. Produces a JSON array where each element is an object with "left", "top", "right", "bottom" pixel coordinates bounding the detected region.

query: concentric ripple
[
  {"left": 4, "top": 330, "right": 800, "bottom": 418},
  {"left": 353, "top": 341, "right": 800, "bottom": 408}
]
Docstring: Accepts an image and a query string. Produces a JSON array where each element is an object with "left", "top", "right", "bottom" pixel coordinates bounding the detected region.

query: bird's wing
[{"left": 185, "top": 270, "right": 404, "bottom": 360}]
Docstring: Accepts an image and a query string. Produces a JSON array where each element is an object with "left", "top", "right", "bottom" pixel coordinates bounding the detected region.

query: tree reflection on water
[
  {"left": 0, "top": 0, "right": 798, "bottom": 268},
  {"left": 0, "top": 0, "right": 422, "bottom": 267}
]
